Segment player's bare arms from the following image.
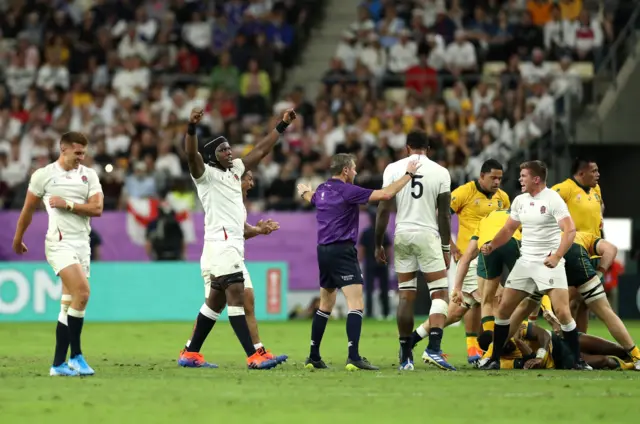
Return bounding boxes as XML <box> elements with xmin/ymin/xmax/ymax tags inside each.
<box><xmin>12</xmin><ymin>190</ymin><xmax>103</xmax><ymax>255</ymax></box>
<box><xmin>244</xmin><ymin>220</ymin><xmax>280</xmax><ymax>240</ymax></box>
<box><xmin>240</xmin><ymin>110</ymin><xmax>297</xmax><ymax>171</ymax></box>
<box><xmin>184</xmin><ymin>108</ymin><xmax>206</xmax><ymax>179</ymax></box>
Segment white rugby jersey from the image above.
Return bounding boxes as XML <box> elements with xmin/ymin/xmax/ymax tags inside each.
<box><xmin>28</xmin><ymin>162</ymin><xmax>102</xmax><ymax>242</ymax></box>
<box><xmin>510</xmin><ymin>187</ymin><xmax>571</xmax><ymax>261</ymax></box>
<box><xmin>382</xmin><ymin>154</ymin><xmax>451</xmax><ymax>235</ymax></box>
<box><xmin>192</xmin><ymin>158</ymin><xmax>245</xmax><ymax>242</ymax></box>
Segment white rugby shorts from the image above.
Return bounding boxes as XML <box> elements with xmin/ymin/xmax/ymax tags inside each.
<box><xmin>201</xmin><ymin>240</ymin><xmax>252</xmax><ymax>298</ymax></box>
<box><xmin>504</xmin><ymin>257</ymin><xmax>568</xmax><ymax>295</ymax></box>
<box><xmin>460</xmin><ymin>257</ymin><xmax>479</xmax><ymax>307</ymax></box>
<box><xmin>45</xmin><ymin>239</ymin><xmax>91</xmax><ymax>277</ymax></box>
<box><xmin>394</xmin><ymin>231</ymin><xmax>446</xmax><ymax>274</ymax></box>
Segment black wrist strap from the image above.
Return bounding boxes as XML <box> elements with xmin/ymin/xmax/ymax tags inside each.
<box><xmin>405</xmin><ymin>171</ymin><xmax>414</xmax><ymax>177</ymax></box>
<box><xmin>187</xmin><ymin>123</ymin><xmax>196</xmax><ymax>135</ymax></box>
<box><xmin>275</xmin><ymin>120</ymin><xmax>289</xmax><ymax>134</ymax></box>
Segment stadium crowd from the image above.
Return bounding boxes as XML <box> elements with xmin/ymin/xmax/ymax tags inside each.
<box><xmin>0</xmin><ymin>0</ymin><xmax>628</xmax><ymax>213</ymax></box>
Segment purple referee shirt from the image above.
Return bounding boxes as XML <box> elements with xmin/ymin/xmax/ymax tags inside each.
<box><xmin>311</xmin><ymin>179</ymin><xmax>373</xmax><ymax>245</ymax></box>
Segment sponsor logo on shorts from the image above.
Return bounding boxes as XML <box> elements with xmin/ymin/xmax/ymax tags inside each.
<box><xmin>549</xmin><ymin>279</ymin><xmax>554</xmax><ymax>285</ymax></box>
<box><xmin>234</xmin><ymin>264</ymin><xmax>240</xmax><ymax>269</ymax></box>
<box><xmin>540</xmin><ymin>206</ymin><xmax>546</xmax><ymax>214</ymax></box>
<box><xmin>341</xmin><ymin>275</ymin><xmax>354</xmax><ymax>281</ymax></box>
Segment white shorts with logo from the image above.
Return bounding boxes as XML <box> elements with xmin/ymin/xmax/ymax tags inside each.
<box><xmin>461</xmin><ymin>257</ymin><xmax>479</xmax><ymax>307</ymax></box>
<box><xmin>394</xmin><ymin>231</ymin><xmax>446</xmax><ymax>274</ymax></box>
<box><xmin>505</xmin><ymin>257</ymin><xmax>568</xmax><ymax>295</ymax></box>
<box><xmin>201</xmin><ymin>240</ymin><xmax>252</xmax><ymax>298</ymax></box>
<box><xmin>45</xmin><ymin>238</ymin><xmax>91</xmax><ymax>277</ymax></box>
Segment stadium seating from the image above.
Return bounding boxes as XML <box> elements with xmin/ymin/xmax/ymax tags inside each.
<box><xmin>0</xmin><ymin>0</ymin><xmax>635</xmax><ymax>211</ymax></box>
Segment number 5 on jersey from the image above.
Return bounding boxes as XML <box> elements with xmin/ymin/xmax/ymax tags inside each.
<box><xmin>411</xmin><ymin>175</ymin><xmax>423</xmax><ymax>199</ymax></box>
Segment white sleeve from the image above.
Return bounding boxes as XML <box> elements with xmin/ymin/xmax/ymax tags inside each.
<box><xmin>382</xmin><ymin>164</ymin><xmax>395</xmax><ymax>188</ymax></box>
<box><xmin>509</xmin><ymin>196</ymin><xmax>521</xmax><ymax>222</ymax></box>
<box><xmin>27</xmin><ymin>168</ymin><xmax>46</xmax><ymax>198</ymax></box>
<box><xmin>439</xmin><ymin>169</ymin><xmax>451</xmax><ymax>194</ymax></box>
<box><xmin>87</xmin><ymin>169</ymin><xmax>103</xmax><ymax>197</ymax></box>
<box><xmin>550</xmin><ymin>191</ymin><xmax>571</xmax><ymax>222</ymax></box>
<box><xmin>233</xmin><ymin>158</ymin><xmax>246</xmax><ymax>176</ymax></box>
<box><xmin>193</xmin><ymin>165</ymin><xmax>211</xmax><ymax>185</ymax></box>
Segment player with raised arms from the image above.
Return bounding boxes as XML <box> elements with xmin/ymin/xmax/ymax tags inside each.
<box><xmin>374</xmin><ymin>130</ymin><xmax>456</xmax><ymax>371</ymax></box>
<box><xmin>479</xmin><ymin>160</ymin><xmax>586</xmax><ymax>370</ymax></box>
<box><xmin>178</xmin><ymin>107</ymin><xmax>296</xmax><ymax>369</ymax></box>
<box><xmin>13</xmin><ymin>132</ymin><xmax>103</xmax><ymax>376</ymax></box>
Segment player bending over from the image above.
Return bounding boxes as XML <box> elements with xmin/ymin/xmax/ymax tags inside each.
<box><xmin>178</xmin><ymin>107</ymin><xmax>296</xmax><ymax>369</ymax></box>
<box><xmin>13</xmin><ymin>132</ymin><xmax>103</xmax><ymax>376</ymax></box>
<box><xmin>375</xmin><ymin>131</ymin><xmax>455</xmax><ymax>371</ymax></box>
<box><xmin>560</xmin><ymin>232</ymin><xmax>640</xmax><ymax>369</ymax></box>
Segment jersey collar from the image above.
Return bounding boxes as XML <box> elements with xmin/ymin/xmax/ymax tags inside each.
<box><xmin>474</xmin><ymin>180</ymin><xmax>494</xmax><ymax>198</ymax></box>
<box><xmin>570</xmin><ymin>177</ymin><xmax>591</xmax><ymax>194</ymax></box>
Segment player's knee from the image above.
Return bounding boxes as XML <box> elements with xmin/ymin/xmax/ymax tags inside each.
<box><xmin>429</xmin><ymin>298</ymin><xmax>448</xmax><ymax>317</ymax></box>
<box><xmin>554</xmin><ymin>305</ymin><xmax>573</xmax><ymax>324</ymax></box>
<box><xmin>578</xmin><ymin>276</ymin><xmax>607</xmax><ymax>305</ymax></box>
<box><xmin>74</xmin><ymin>288</ymin><xmax>90</xmax><ymax>307</ymax></box>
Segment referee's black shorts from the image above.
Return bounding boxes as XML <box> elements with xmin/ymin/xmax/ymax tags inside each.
<box><xmin>317</xmin><ymin>242</ymin><xmax>364</xmax><ymax>289</ymax></box>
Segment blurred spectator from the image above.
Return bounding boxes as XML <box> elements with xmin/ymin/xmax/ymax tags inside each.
<box><xmin>387</xmin><ymin>29</ymin><xmax>418</xmax><ymax>77</ymax></box>
<box><xmin>405</xmin><ymin>52</ymin><xmax>438</xmax><ymax>95</ymax></box>
<box><xmin>358</xmin><ymin>210</ymin><xmax>391</xmax><ymax>319</ymax></box>
<box><xmin>566</xmin><ymin>9</ymin><xmax>603</xmax><ymax>63</ymax></box>
<box><xmin>513</xmin><ymin>11</ymin><xmax>544</xmax><ymax>58</ymax></box>
<box><xmin>239</xmin><ymin>59</ymin><xmax>271</xmax><ymax>116</ymax></box>
<box><xmin>145</xmin><ymin>202</ymin><xmax>185</xmax><ymax>261</ymax></box>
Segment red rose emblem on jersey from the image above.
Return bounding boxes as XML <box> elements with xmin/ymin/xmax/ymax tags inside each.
<box><xmin>234</xmin><ymin>174</ymin><xmax>239</xmax><ymax>181</ymax></box>
<box><xmin>540</xmin><ymin>205</ymin><xmax>546</xmax><ymax>214</ymax></box>
<box><xmin>82</xmin><ymin>175</ymin><xmax>88</xmax><ymax>184</ymax></box>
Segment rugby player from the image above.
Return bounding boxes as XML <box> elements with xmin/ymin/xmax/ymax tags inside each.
<box><xmin>441</xmin><ymin>159</ymin><xmax>510</xmax><ymax>363</ymax></box>
<box><xmin>561</xmin><ymin>231</ymin><xmax>640</xmax><ymax>369</ymax></box>
<box><xmin>479</xmin><ymin>160</ymin><xmax>585</xmax><ymax>370</ymax></box>
<box><xmin>375</xmin><ymin>131</ymin><xmax>455</xmax><ymax>371</ymax></box>
<box><xmin>178</xmin><ymin>107</ymin><xmax>296</xmax><ymax>369</ymax></box>
<box><xmin>478</xmin><ymin>316</ymin><xmax>635</xmax><ymax>370</ymax></box>
<box><xmin>410</xmin><ymin>209</ymin><xmax>521</xmax><ymax>360</ymax></box>
<box><xmin>180</xmin><ymin>170</ymin><xmax>287</xmax><ymax>366</ymax></box>
<box><xmin>550</xmin><ymin>158</ymin><xmax>604</xmax><ymax>331</ymax></box>
<box><xmin>298</xmin><ymin>153</ymin><xmax>420</xmax><ymax>370</ymax></box>
<box><xmin>13</xmin><ymin>132</ymin><xmax>103</xmax><ymax>376</ymax></box>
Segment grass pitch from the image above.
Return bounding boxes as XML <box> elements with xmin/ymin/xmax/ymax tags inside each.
<box><xmin>1</xmin><ymin>319</ymin><xmax>640</xmax><ymax>423</ymax></box>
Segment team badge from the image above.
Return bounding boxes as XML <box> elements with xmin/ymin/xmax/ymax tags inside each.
<box><xmin>530</xmin><ymin>202</ymin><xmax>535</xmax><ymax>206</ymax></box>
<box><xmin>475</xmin><ymin>200</ymin><xmax>480</xmax><ymax>205</ymax></box>
<box><xmin>540</xmin><ymin>206</ymin><xmax>546</xmax><ymax>214</ymax></box>
<box><xmin>595</xmin><ymin>194</ymin><xmax>600</xmax><ymax>201</ymax></box>
<box><xmin>81</xmin><ymin>175</ymin><xmax>88</xmax><ymax>184</ymax></box>
<box><xmin>233</xmin><ymin>174</ymin><xmax>239</xmax><ymax>181</ymax></box>
<box><xmin>498</xmin><ymin>200</ymin><xmax>503</xmax><ymax>208</ymax></box>
<box><xmin>576</xmin><ymin>194</ymin><xmax>581</xmax><ymax>202</ymax></box>
<box><xmin>549</xmin><ymin>279</ymin><xmax>554</xmax><ymax>285</ymax></box>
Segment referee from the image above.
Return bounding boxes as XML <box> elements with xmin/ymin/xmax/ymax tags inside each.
<box><xmin>297</xmin><ymin>153</ymin><xmax>420</xmax><ymax>371</ymax></box>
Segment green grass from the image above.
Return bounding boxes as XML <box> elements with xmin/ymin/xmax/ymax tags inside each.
<box><xmin>1</xmin><ymin>319</ymin><xmax>640</xmax><ymax>423</ymax></box>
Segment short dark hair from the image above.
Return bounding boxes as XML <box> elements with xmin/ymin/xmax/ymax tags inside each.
<box><xmin>570</xmin><ymin>157</ymin><xmax>596</xmax><ymax>175</ymax></box>
<box><xmin>480</xmin><ymin>159</ymin><xmax>503</xmax><ymax>174</ymax></box>
<box><xmin>406</xmin><ymin>130</ymin><xmax>429</xmax><ymax>150</ymax></box>
<box><xmin>60</xmin><ymin>132</ymin><xmax>88</xmax><ymax>147</ymax></box>
<box><xmin>520</xmin><ymin>160</ymin><xmax>547</xmax><ymax>181</ymax></box>
<box><xmin>329</xmin><ymin>153</ymin><xmax>356</xmax><ymax>176</ymax></box>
